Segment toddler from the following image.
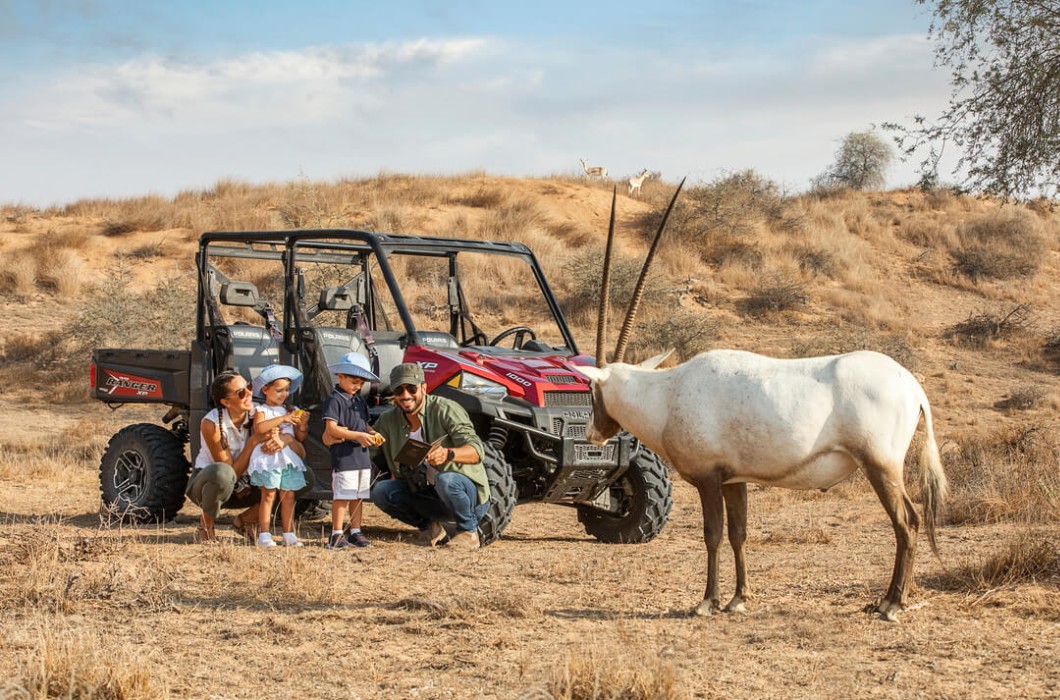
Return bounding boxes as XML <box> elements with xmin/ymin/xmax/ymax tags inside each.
<box><xmin>248</xmin><ymin>364</ymin><xmax>309</xmax><ymax>547</ymax></box>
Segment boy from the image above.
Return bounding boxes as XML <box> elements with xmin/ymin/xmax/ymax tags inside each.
<box><xmin>322</xmin><ymin>352</ymin><xmax>382</xmax><ymax>549</ymax></box>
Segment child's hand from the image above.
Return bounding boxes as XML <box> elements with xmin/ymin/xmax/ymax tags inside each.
<box><xmin>351</xmin><ymin>432</ymin><xmax>376</xmax><ymax>448</ymax></box>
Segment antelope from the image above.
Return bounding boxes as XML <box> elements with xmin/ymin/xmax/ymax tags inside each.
<box><xmin>576</xmin><ymin>182</ymin><xmax>948</xmax><ymax>622</ymax></box>
<box><xmin>628</xmin><ymin>169</ymin><xmax>650</xmax><ymax>196</ymax></box>
<box><xmin>579</xmin><ymin>158</ymin><xmax>608</xmax><ymax>178</ymax></box>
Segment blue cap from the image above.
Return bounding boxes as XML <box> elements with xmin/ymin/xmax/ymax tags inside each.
<box><xmin>251</xmin><ymin>364</ymin><xmax>303</xmax><ymax>399</ymax></box>
<box><xmin>327</xmin><ymin>352</ymin><xmax>380</xmax><ymax>383</ymax></box>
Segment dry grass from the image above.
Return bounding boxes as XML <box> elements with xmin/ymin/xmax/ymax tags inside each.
<box><xmin>944</xmin><ymin>424</ymin><xmax>1060</xmax><ymax>525</ymax></box>
<box><xmin>2</xmin><ymin>616</ymin><xmax>169</xmax><ymax>699</ymax></box>
<box><xmin>540</xmin><ymin>648</ymin><xmax>693</xmax><ymax>700</ymax></box>
<box><xmin>951</xmin><ymin>208</ymin><xmax>1047</xmax><ymax>282</ymax></box>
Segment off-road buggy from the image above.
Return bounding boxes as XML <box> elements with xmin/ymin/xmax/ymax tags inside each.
<box><xmin>91</xmin><ymin>230</ymin><xmax>673</xmax><ymax>545</ymax></box>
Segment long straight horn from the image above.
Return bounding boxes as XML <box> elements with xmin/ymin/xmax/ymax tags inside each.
<box><xmin>613</xmin><ymin>176</ymin><xmax>686</xmax><ymax>363</ymax></box>
<box><xmin>594</xmin><ymin>187</ymin><xmax>619</xmax><ymax>367</ymax></box>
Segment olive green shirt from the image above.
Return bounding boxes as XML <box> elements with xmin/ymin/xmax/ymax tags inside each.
<box><xmin>374</xmin><ymin>393</ymin><xmax>490</xmax><ymax>505</ymax></box>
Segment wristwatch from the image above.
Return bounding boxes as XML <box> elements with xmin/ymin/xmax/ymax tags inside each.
<box><xmin>446</xmin><ymin>448</ymin><xmax>455</xmax><ymax>463</ymax></box>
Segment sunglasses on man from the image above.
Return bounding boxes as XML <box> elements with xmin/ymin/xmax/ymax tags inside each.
<box><xmin>393</xmin><ymin>384</ymin><xmax>421</xmax><ymax>396</ymax></box>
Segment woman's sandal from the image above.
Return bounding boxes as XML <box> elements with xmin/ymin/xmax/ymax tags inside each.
<box><xmin>195</xmin><ymin>525</ymin><xmax>218</xmax><ymax>544</ymax></box>
<box><xmin>231</xmin><ymin>513</ymin><xmax>257</xmax><ymax>542</ymax></box>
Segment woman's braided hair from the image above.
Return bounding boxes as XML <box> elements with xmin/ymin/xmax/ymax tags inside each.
<box><xmin>210</xmin><ymin>370</ymin><xmax>250</xmax><ymax>452</ymax></box>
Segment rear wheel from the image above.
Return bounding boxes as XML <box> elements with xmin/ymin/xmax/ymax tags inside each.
<box><xmin>99</xmin><ymin>423</ymin><xmax>190</xmax><ymax>523</ymax></box>
<box><xmin>577</xmin><ymin>449</ymin><xmax>672</xmax><ymax>543</ymax></box>
<box><xmin>477</xmin><ymin>442</ymin><xmax>516</xmax><ymax>546</ymax></box>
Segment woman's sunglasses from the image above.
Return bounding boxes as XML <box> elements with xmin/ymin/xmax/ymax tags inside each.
<box><xmin>227</xmin><ymin>385</ymin><xmax>250</xmax><ymax>400</ymax></box>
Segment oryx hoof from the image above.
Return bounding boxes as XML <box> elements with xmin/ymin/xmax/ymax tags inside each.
<box><xmin>693</xmin><ymin>600</ymin><xmax>718</xmax><ymax>617</ymax></box>
<box><xmin>868</xmin><ymin>599</ymin><xmax>902</xmax><ymax>622</ymax></box>
<box><xmin>723</xmin><ymin>597</ymin><xmax>747</xmax><ymax>614</ymax></box>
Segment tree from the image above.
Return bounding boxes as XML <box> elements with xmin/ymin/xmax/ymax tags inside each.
<box><xmin>888</xmin><ymin>1</ymin><xmax>1060</xmax><ymax>199</ymax></box>
<box><xmin>819</xmin><ymin>130</ymin><xmax>894</xmax><ymax>191</ymax></box>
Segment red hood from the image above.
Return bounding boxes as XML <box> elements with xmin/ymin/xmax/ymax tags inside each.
<box><xmin>404</xmin><ymin>346</ymin><xmax>595</xmax><ymax>406</ymax></box>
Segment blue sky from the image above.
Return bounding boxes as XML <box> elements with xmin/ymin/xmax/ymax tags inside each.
<box><xmin>0</xmin><ymin>1</ymin><xmax>951</xmax><ymax>207</ymax></box>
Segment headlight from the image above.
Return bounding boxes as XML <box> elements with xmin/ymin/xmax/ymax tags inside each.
<box><xmin>453</xmin><ymin>372</ymin><xmax>509</xmax><ymax>400</ymax></box>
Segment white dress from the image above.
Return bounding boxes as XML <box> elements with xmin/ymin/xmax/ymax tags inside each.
<box><xmin>246</xmin><ymin>404</ymin><xmax>307</xmax><ymax>476</ymax></box>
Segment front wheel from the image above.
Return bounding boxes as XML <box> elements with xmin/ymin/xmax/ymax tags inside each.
<box><xmin>577</xmin><ymin>449</ymin><xmax>673</xmax><ymax>543</ymax></box>
<box><xmin>477</xmin><ymin>442</ymin><xmax>516</xmax><ymax>546</ymax></box>
<box><xmin>99</xmin><ymin>423</ymin><xmax>190</xmax><ymax>523</ymax></box>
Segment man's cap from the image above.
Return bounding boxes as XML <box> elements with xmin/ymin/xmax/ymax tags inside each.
<box><xmin>327</xmin><ymin>352</ymin><xmax>381</xmax><ymax>383</ymax></box>
<box><xmin>252</xmin><ymin>364</ymin><xmax>304</xmax><ymax>399</ymax></box>
<box><xmin>390</xmin><ymin>362</ymin><xmax>425</xmax><ymax>387</ymax></box>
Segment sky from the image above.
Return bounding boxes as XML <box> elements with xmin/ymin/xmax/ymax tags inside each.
<box><xmin>0</xmin><ymin>0</ymin><xmax>955</xmax><ymax>208</ymax></box>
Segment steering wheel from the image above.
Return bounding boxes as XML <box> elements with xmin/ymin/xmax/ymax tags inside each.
<box><xmin>463</xmin><ymin>330</ymin><xmax>490</xmax><ymax>347</ymax></box>
<box><xmin>489</xmin><ymin>325</ymin><xmax>537</xmax><ymax>349</ymax></box>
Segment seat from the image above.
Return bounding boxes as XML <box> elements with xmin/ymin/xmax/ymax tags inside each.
<box><xmin>228</xmin><ymin>324</ymin><xmax>280</xmax><ymax>383</ymax></box>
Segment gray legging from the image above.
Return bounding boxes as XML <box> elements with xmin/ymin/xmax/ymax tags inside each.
<box><xmin>185</xmin><ymin>462</ymin><xmax>237</xmax><ymax>519</ymax></box>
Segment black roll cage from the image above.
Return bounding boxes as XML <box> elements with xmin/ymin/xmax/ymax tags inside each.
<box><xmin>194</xmin><ymin>229</ymin><xmax>579</xmax><ymax>378</ymax></box>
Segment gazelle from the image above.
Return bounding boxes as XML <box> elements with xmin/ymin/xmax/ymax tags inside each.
<box><xmin>577</xmin><ymin>183</ymin><xmax>948</xmax><ymax>622</ymax></box>
<box><xmin>579</xmin><ymin>158</ymin><xmax>608</xmax><ymax>178</ymax></box>
<box><xmin>628</xmin><ymin>169</ymin><xmax>650</xmax><ymax>196</ymax></box>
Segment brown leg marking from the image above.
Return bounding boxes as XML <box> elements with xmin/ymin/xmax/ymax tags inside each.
<box><xmin>694</xmin><ymin>478</ymin><xmax>725</xmax><ymax>617</ymax></box>
<box><xmin>864</xmin><ymin>463</ymin><xmax>919</xmax><ymax>622</ymax></box>
<box><xmin>722</xmin><ymin>482</ymin><xmax>750</xmax><ymax>612</ymax></box>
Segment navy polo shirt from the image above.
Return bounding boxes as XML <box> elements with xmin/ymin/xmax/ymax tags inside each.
<box><xmin>322</xmin><ymin>385</ymin><xmax>373</xmax><ymax>472</ymax></box>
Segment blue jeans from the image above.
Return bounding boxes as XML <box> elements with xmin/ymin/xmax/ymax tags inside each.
<box><xmin>371</xmin><ymin>471</ymin><xmax>489</xmax><ymax>533</ymax></box>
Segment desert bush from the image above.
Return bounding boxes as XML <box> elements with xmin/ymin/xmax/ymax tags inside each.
<box><xmin>35</xmin><ymin>247</ymin><xmax>87</xmax><ymax>296</ymax></box>
<box><xmin>63</xmin><ymin>264</ymin><xmax>195</xmax><ymax>373</ymax></box>
<box><xmin>994</xmin><ymin>384</ymin><xmax>1046</xmax><ymax>411</ymax></box>
<box><xmin>740</xmin><ymin>273</ymin><xmax>808</xmax><ymax>317</ymax></box>
<box><xmin>621</xmin><ymin>308</ymin><xmax>715</xmax><ymax>363</ymax></box>
<box><xmin>789</xmin><ymin>327</ymin><xmax>918</xmax><ymax>371</ymax></box>
<box><xmin>639</xmin><ymin>170</ymin><xmax>786</xmax><ymax>255</ymax></box>
<box><xmin>930</xmin><ymin>531</ymin><xmax>1060</xmax><ymax>592</ymax></box>
<box><xmin>703</xmin><ymin>237</ymin><xmax>763</xmax><ymax>270</ymax></box>
<box><xmin>560</xmin><ymin>248</ymin><xmax>664</xmax><ymax>317</ymax></box>
<box><xmin>944</xmin><ymin>424</ymin><xmax>1060</xmax><ymax>524</ymax></box>
<box><xmin>0</xmin><ymin>249</ymin><xmax>37</xmax><ymax>296</ymax></box>
<box><xmin>944</xmin><ymin>304</ymin><xmax>1035</xmax><ymax>348</ymax></box>
<box><xmin>951</xmin><ymin>208</ymin><xmax>1046</xmax><ymax>281</ymax></box>
<box><xmin>790</xmin><ymin>244</ymin><xmax>837</xmax><ymax>278</ymax></box>
<box><xmin>275</xmin><ymin>175</ymin><xmax>348</xmax><ymax>229</ymax></box>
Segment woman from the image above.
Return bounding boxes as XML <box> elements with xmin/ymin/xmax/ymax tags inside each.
<box><xmin>185</xmin><ymin>370</ymin><xmax>306</xmax><ymax>543</ymax></box>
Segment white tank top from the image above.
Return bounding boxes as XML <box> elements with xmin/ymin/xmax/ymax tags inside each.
<box><xmin>194</xmin><ymin>407</ymin><xmax>250</xmax><ymax>470</ymax></box>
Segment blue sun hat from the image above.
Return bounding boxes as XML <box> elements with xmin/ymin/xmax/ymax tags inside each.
<box><xmin>327</xmin><ymin>352</ymin><xmax>380</xmax><ymax>383</ymax></box>
<box><xmin>252</xmin><ymin>364</ymin><xmax>304</xmax><ymax>399</ymax></box>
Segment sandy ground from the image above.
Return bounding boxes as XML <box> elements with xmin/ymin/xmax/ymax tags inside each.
<box><xmin>2</xmin><ymin>447</ymin><xmax>1058</xmax><ymax>699</ymax></box>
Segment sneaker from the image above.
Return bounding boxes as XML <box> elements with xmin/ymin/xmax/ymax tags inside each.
<box><xmin>415</xmin><ymin>521</ymin><xmax>448</xmax><ymax>547</ymax></box>
<box><xmin>281</xmin><ymin>533</ymin><xmax>304</xmax><ymax>547</ymax></box>
<box><xmin>448</xmin><ymin>530</ymin><xmax>480</xmax><ymax>550</ymax></box>
<box><xmin>347</xmin><ymin>531</ymin><xmax>371</xmax><ymax>548</ymax></box>
<box><xmin>326</xmin><ymin>533</ymin><xmax>354</xmax><ymax>550</ymax></box>
<box><xmin>257</xmin><ymin>532</ymin><xmax>277</xmax><ymax>548</ymax></box>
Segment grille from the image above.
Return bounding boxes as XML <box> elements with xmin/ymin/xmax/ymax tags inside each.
<box><xmin>550</xmin><ymin>419</ymin><xmax>587</xmax><ymax>438</ymax></box>
<box><xmin>544</xmin><ymin>375</ymin><xmax>579</xmax><ymax>384</ymax></box>
<box><xmin>573</xmin><ymin>442</ymin><xmax>616</xmax><ymax>465</ymax></box>
<box><xmin>544</xmin><ymin>391</ymin><xmax>591</xmax><ymax>407</ymax></box>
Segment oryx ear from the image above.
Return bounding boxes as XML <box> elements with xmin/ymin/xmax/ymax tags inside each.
<box><xmin>574</xmin><ymin>364</ymin><xmax>609</xmax><ymax>383</ymax></box>
<box><xmin>638</xmin><ymin>349</ymin><xmax>674</xmax><ymax>370</ymax></box>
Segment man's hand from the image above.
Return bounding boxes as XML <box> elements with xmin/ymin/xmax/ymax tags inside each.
<box><xmin>425</xmin><ymin>444</ymin><xmax>449</xmax><ymax>467</ymax></box>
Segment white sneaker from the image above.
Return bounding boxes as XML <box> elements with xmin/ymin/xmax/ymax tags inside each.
<box><xmin>281</xmin><ymin>532</ymin><xmax>303</xmax><ymax>547</ymax></box>
<box><xmin>257</xmin><ymin>532</ymin><xmax>277</xmax><ymax>548</ymax></box>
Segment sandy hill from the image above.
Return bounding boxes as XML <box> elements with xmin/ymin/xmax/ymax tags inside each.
<box><xmin>3</xmin><ymin>173</ymin><xmax>1059</xmax><ymax>442</ymax></box>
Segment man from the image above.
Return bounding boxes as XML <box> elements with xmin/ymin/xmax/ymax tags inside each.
<box><xmin>371</xmin><ymin>363</ymin><xmax>490</xmax><ymax>549</ymax></box>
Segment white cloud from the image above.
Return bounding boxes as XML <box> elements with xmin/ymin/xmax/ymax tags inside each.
<box><xmin>0</xmin><ymin>32</ymin><xmax>956</xmax><ymax>206</ymax></box>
